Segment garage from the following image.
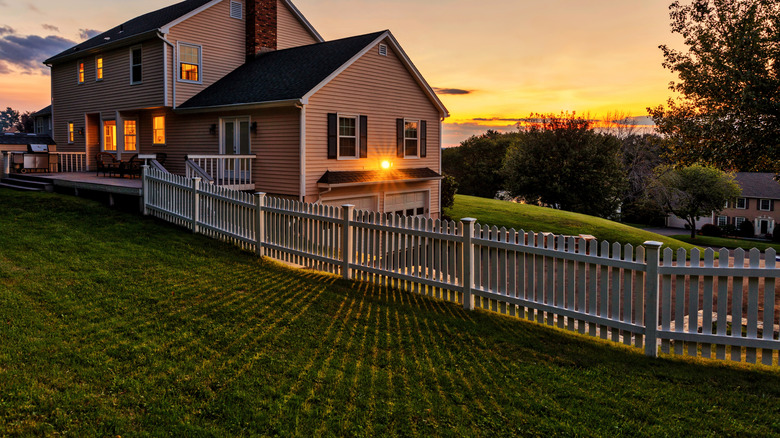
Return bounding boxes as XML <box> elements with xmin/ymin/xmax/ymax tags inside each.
<box><xmin>321</xmin><ymin>195</ymin><xmax>378</xmax><ymax>212</ymax></box>
<box><xmin>385</xmin><ymin>191</ymin><xmax>428</xmax><ymax>217</ymax></box>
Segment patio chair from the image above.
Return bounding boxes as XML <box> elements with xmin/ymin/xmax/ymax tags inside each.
<box><xmin>96</xmin><ymin>152</ymin><xmax>120</xmax><ymax>177</ymax></box>
<box><xmin>120</xmin><ymin>154</ymin><xmax>143</xmax><ymax>178</ymax></box>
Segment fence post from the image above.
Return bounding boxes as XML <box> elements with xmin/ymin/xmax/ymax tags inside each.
<box><xmin>341</xmin><ymin>204</ymin><xmax>355</xmax><ymax>280</ymax></box>
<box><xmin>191</xmin><ymin>177</ymin><xmax>201</xmax><ymax>233</ymax></box>
<box><xmin>141</xmin><ymin>164</ymin><xmax>149</xmax><ymax>216</ymax></box>
<box><xmin>644</xmin><ymin>241</ymin><xmax>663</xmax><ymax>358</ymax></box>
<box><xmin>255</xmin><ymin>192</ymin><xmax>266</xmax><ymax>257</ymax></box>
<box><xmin>461</xmin><ymin>218</ymin><xmax>477</xmax><ymax>310</ymax></box>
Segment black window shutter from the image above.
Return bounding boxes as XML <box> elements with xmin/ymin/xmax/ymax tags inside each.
<box><xmin>396</xmin><ymin>118</ymin><xmax>404</xmax><ymax>157</ymax></box>
<box><xmin>745</xmin><ymin>198</ymin><xmax>750</xmax><ymax>209</ymax></box>
<box><xmin>327</xmin><ymin>113</ymin><xmax>337</xmax><ymax>159</ymax></box>
<box><xmin>771</xmin><ymin>200</ymin><xmax>775</xmax><ymax>211</ymax></box>
<box><xmin>420</xmin><ymin>120</ymin><xmax>427</xmax><ymax>158</ymax></box>
<box><xmin>359</xmin><ymin>115</ymin><xmax>368</xmax><ymax>158</ymax></box>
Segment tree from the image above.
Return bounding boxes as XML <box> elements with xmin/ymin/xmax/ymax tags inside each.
<box><xmin>440</xmin><ymin>174</ymin><xmax>458</xmax><ymax>211</ymax></box>
<box><xmin>501</xmin><ymin>112</ymin><xmax>627</xmax><ymax>218</ymax></box>
<box><xmin>0</xmin><ymin>107</ymin><xmax>20</xmax><ymax>132</ymax></box>
<box><xmin>650</xmin><ymin>164</ymin><xmax>741</xmax><ymax>238</ymax></box>
<box><xmin>442</xmin><ymin>130</ymin><xmax>521</xmax><ymax>198</ymax></box>
<box><xmin>15</xmin><ymin>112</ymin><xmax>34</xmax><ymax>133</ymax></box>
<box><xmin>620</xmin><ymin>134</ymin><xmax>669</xmax><ymax>224</ymax></box>
<box><xmin>649</xmin><ymin>0</ymin><xmax>780</xmax><ymax>173</ymax></box>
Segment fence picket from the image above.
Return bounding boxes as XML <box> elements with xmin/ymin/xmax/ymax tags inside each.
<box><xmin>732</xmin><ymin>249</ymin><xmax>745</xmax><ymax>362</ymax></box>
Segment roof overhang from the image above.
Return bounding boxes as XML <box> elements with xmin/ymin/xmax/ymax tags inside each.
<box><xmin>317</xmin><ymin>168</ymin><xmax>443</xmax><ymax>188</ymax></box>
<box><xmin>45</xmin><ymin>30</ymin><xmax>160</xmax><ymax>65</ymax></box>
<box><xmin>174</xmin><ymin>99</ymin><xmax>303</xmax><ymax>114</ymax></box>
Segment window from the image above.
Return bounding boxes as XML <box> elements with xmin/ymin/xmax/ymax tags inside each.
<box><xmin>77</xmin><ymin>61</ymin><xmax>85</xmax><ymax>83</ymax></box>
<box><xmin>103</xmin><ymin>120</ymin><xmax>117</xmax><ymax>151</ymax></box>
<box><xmin>35</xmin><ymin>118</ymin><xmax>44</xmax><ymax>134</ymax></box>
<box><xmin>67</xmin><ymin>122</ymin><xmax>75</xmax><ymax>143</ymax></box>
<box><xmin>404</xmin><ymin>120</ymin><xmax>418</xmax><ymax>157</ymax></box>
<box><xmin>736</xmin><ymin>197</ymin><xmax>747</xmax><ymax>209</ymax></box>
<box><xmin>153</xmin><ymin>116</ymin><xmax>165</xmax><ymax>144</ymax></box>
<box><xmin>760</xmin><ymin>199</ymin><xmax>772</xmax><ymax>211</ymax></box>
<box><xmin>735</xmin><ymin>217</ymin><xmax>746</xmax><ymax>228</ymax></box>
<box><xmin>230</xmin><ymin>0</ymin><xmax>242</xmax><ymax>19</ymax></box>
<box><xmin>338</xmin><ymin>116</ymin><xmax>358</xmax><ymax>158</ymax></box>
<box><xmin>124</xmin><ymin>120</ymin><xmax>137</xmax><ymax>151</ymax></box>
<box><xmin>717</xmin><ymin>215</ymin><xmax>728</xmax><ymax>227</ymax></box>
<box><xmin>178</xmin><ymin>43</ymin><xmax>201</xmax><ymax>83</ymax></box>
<box><xmin>95</xmin><ymin>56</ymin><xmax>103</xmax><ymax>81</ymax></box>
<box><xmin>130</xmin><ymin>46</ymin><xmax>142</xmax><ymax>84</ymax></box>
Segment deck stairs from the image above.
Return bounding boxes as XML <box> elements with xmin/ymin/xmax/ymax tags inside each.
<box><xmin>0</xmin><ymin>174</ymin><xmax>54</xmax><ymax>192</ymax></box>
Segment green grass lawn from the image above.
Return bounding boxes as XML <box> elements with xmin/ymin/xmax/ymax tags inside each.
<box><xmin>2</xmin><ymin>189</ymin><xmax>780</xmax><ymax>435</ymax></box>
<box><xmin>671</xmin><ymin>234</ymin><xmax>780</xmax><ymax>253</ymax></box>
<box><xmin>446</xmin><ymin>194</ymin><xmax>700</xmax><ymax>253</ymax></box>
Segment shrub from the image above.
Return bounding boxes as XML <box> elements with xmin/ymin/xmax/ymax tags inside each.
<box><xmin>721</xmin><ymin>223</ymin><xmax>737</xmax><ymax>236</ymax></box>
<box><xmin>773</xmin><ymin>226</ymin><xmax>780</xmax><ymax>242</ymax></box>
<box><xmin>441</xmin><ymin>174</ymin><xmax>458</xmax><ymax>210</ymax></box>
<box><xmin>701</xmin><ymin>223</ymin><xmax>722</xmax><ymax>237</ymax></box>
<box><xmin>739</xmin><ymin>220</ymin><xmax>755</xmax><ymax>238</ymax></box>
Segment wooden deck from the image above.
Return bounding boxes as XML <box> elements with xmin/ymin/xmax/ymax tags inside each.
<box><xmin>38</xmin><ymin>172</ymin><xmax>143</xmax><ymax>196</ymax></box>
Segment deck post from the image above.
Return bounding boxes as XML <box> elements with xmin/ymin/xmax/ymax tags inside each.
<box><xmin>644</xmin><ymin>241</ymin><xmax>663</xmax><ymax>358</ymax></box>
<box><xmin>141</xmin><ymin>165</ymin><xmax>149</xmax><ymax>216</ymax></box>
<box><xmin>461</xmin><ymin>218</ymin><xmax>477</xmax><ymax>310</ymax></box>
<box><xmin>341</xmin><ymin>204</ymin><xmax>355</xmax><ymax>280</ymax></box>
<box><xmin>191</xmin><ymin>177</ymin><xmax>201</xmax><ymax>233</ymax></box>
<box><xmin>255</xmin><ymin>192</ymin><xmax>266</xmax><ymax>257</ymax></box>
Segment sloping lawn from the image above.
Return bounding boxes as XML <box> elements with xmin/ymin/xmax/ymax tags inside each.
<box><xmin>2</xmin><ymin>189</ymin><xmax>780</xmax><ymax>436</ymax></box>
<box><xmin>446</xmin><ymin>194</ymin><xmax>700</xmax><ymax>252</ymax></box>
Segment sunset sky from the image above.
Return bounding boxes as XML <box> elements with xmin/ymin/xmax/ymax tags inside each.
<box><xmin>0</xmin><ymin>0</ymin><xmax>684</xmax><ymax>145</ymax></box>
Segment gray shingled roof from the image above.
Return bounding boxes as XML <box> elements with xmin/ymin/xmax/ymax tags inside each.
<box><xmin>0</xmin><ymin>133</ymin><xmax>55</xmax><ymax>145</ymax></box>
<box><xmin>317</xmin><ymin>167</ymin><xmax>441</xmax><ymax>186</ymax></box>
<box><xmin>178</xmin><ymin>31</ymin><xmax>386</xmax><ymax>109</ymax></box>
<box><xmin>45</xmin><ymin>0</ymin><xmax>214</xmax><ymax>64</ymax></box>
<box><xmin>734</xmin><ymin>172</ymin><xmax>780</xmax><ymax>199</ymax></box>
<box><xmin>33</xmin><ymin>105</ymin><xmax>51</xmax><ymax>117</ymax></box>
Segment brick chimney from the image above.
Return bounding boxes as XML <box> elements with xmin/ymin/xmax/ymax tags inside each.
<box><xmin>246</xmin><ymin>0</ymin><xmax>277</xmax><ymax>59</ymax></box>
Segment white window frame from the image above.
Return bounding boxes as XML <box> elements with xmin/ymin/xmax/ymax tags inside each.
<box><xmin>130</xmin><ymin>45</ymin><xmax>143</xmax><ymax>85</ymax></box>
<box><xmin>123</xmin><ymin>118</ymin><xmax>138</xmax><ymax>152</ymax></box>
<box><xmin>760</xmin><ymin>199</ymin><xmax>772</xmax><ymax>211</ymax></box>
<box><xmin>67</xmin><ymin>122</ymin><xmax>75</xmax><ymax>144</ymax></box>
<box><xmin>230</xmin><ymin>0</ymin><xmax>242</xmax><ymax>19</ymax></box>
<box><xmin>177</xmin><ymin>42</ymin><xmax>203</xmax><ymax>84</ymax></box>
<box><xmin>95</xmin><ymin>55</ymin><xmax>104</xmax><ymax>82</ymax></box>
<box><xmin>735</xmin><ymin>217</ymin><xmax>745</xmax><ymax>228</ymax></box>
<box><xmin>102</xmin><ymin>119</ymin><xmax>117</xmax><ymax>152</ymax></box>
<box><xmin>383</xmin><ymin>189</ymin><xmax>431</xmax><ymax>218</ymax></box>
<box><xmin>736</xmin><ymin>197</ymin><xmax>747</xmax><ymax>209</ymax></box>
<box><xmin>403</xmin><ymin>119</ymin><xmax>420</xmax><ymax>159</ymax></box>
<box><xmin>219</xmin><ymin>116</ymin><xmax>251</xmax><ymax>154</ymax></box>
<box><xmin>152</xmin><ymin>115</ymin><xmax>166</xmax><ymax>145</ymax></box>
<box><xmin>337</xmin><ymin>114</ymin><xmax>359</xmax><ymax>160</ymax></box>
<box><xmin>717</xmin><ymin>215</ymin><xmax>728</xmax><ymax>227</ymax></box>
<box><xmin>35</xmin><ymin>118</ymin><xmax>44</xmax><ymax>134</ymax></box>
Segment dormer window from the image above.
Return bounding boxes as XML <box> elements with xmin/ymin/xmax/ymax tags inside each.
<box><xmin>178</xmin><ymin>43</ymin><xmax>202</xmax><ymax>83</ymax></box>
<box><xmin>230</xmin><ymin>0</ymin><xmax>242</xmax><ymax>19</ymax></box>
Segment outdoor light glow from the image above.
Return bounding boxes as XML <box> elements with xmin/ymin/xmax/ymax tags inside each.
<box><xmin>381</xmin><ymin>160</ymin><xmax>392</xmax><ymax>170</ymax></box>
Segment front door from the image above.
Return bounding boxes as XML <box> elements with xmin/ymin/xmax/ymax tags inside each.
<box><xmin>221</xmin><ymin>117</ymin><xmax>250</xmax><ymax>180</ymax></box>
<box><xmin>760</xmin><ymin>220</ymin><xmax>769</xmax><ymax>235</ymax></box>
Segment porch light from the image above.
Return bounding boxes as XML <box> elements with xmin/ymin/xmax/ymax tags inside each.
<box><xmin>381</xmin><ymin>160</ymin><xmax>393</xmax><ymax>170</ymax></box>
<box><xmin>209</xmin><ymin>124</ymin><xmax>217</xmax><ymax>135</ymax></box>
<box><xmin>77</xmin><ymin>128</ymin><xmax>84</xmax><ymax>135</ymax></box>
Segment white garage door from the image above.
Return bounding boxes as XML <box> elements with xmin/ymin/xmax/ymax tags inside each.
<box><xmin>385</xmin><ymin>191</ymin><xmax>427</xmax><ymax>217</ymax></box>
<box><xmin>322</xmin><ymin>195</ymin><xmax>377</xmax><ymax>212</ymax></box>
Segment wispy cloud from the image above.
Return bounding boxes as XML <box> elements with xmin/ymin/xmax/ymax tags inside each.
<box><xmin>434</xmin><ymin>87</ymin><xmax>474</xmax><ymax>95</ymax></box>
<box><xmin>0</xmin><ymin>28</ymin><xmax>76</xmax><ymax>75</ymax></box>
<box><xmin>79</xmin><ymin>29</ymin><xmax>102</xmax><ymax>40</ymax></box>
<box><xmin>42</xmin><ymin>24</ymin><xmax>60</xmax><ymax>33</ymax></box>
<box><xmin>27</xmin><ymin>3</ymin><xmax>40</xmax><ymax>13</ymax></box>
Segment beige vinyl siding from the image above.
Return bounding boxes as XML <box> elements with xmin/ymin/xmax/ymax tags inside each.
<box><xmin>277</xmin><ymin>0</ymin><xmax>319</xmax><ymax>49</ymax></box>
<box><xmin>140</xmin><ymin>106</ymin><xmax>300</xmax><ymax>196</ymax></box>
<box><xmin>168</xmin><ymin>0</ymin><xmax>245</xmax><ymax>107</ymax></box>
<box><xmin>304</xmin><ymin>38</ymin><xmax>442</xmax><ymax>216</ymax></box>
<box><xmin>51</xmin><ymin>40</ymin><xmax>165</xmax><ymax>152</ymax></box>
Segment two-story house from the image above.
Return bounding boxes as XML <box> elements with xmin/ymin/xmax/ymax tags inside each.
<box><xmin>44</xmin><ymin>0</ymin><xmax>448</xmax><ymax>217</ymax></box>
<box><xmin>717</xmin><ymin>173</ymin><xmax>778</xmax><ymax>237</ymax></box>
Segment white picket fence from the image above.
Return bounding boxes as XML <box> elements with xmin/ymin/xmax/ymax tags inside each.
<box><xmin>142</xmin><ymin>166</ymin><xmax>780</xmax><ymax>366</ymax></box>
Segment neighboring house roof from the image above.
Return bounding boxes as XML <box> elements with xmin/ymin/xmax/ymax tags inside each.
<box><xmin>317</xmin><ymin>167</ymin><xmax>441</xmax><ymax>187</ymax></box>
<box><xmin>0</xmin><ymin>133</ymin><xmax>56</xmax><ymax>145</ymax></box>
<box><xmin>734</xmin><ymin>172</ymin><xmax>780</xmax><ymax>199</ymax></box>
<box><xmin>178</xmin><ymin>30</ymin><xmax>449</xmax><ymax>117</ymax></box>
<box><xmin>44</xmin><ymin>0</ymin><xmax>324</xmax><ymax>65</ymax></box>
<box><xmin>33</xmin><ymin>105</ymin><xmax>52</xmax><ymax>117</ymax></box>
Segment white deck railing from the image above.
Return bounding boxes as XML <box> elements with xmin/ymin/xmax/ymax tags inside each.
<box><xmin>185</xmin><ymin>154</ymin><xmax>255</xmax><ymax>190</ymax></box>
<box><xmin>51</xmin><ymin>152</ymin><xmax>88</xmax><ymax>173</ymax></box>
<box><xmin>142</xmin><ymin>166</ymin><xmax>780</xmax><ymax>367</ymax></box>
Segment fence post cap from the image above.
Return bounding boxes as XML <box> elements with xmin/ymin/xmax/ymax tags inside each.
<box><xmin>255</xmin><ymin>191</ymin><xmax>266</xmax><ymax>197</ymax></box>
<box><xmin>342</xmin><ymin>204</ymin><xmax>355</xmax><ymax>208</ymax></box>
<box><xmin>141</xmin><ymin>164</ymin><xmax>149</xmax><ymax>168</ymax></box>
<box><xmin>643</xmin><ymin>241</ymin><xmax>663</xmax><ymax>248</ymax></box>
<box><xmin>193</xmin><ymin>176</ymin><xmax>201</xmax><ymax>182</ymax></box>
<box><xmin>461</xmin><ymin>217</ymin><xmax>477</xmax><ymax>223</ymax></box>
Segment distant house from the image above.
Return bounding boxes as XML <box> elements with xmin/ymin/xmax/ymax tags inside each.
<box><xmin>43</xmin><ymin>0</ymin><xmax>449</xmax><ymax>217</ymax></box>
<box><xmin>667</xmin><ymin>172</ymin><xmax>778</xmax><ymax>237</ymax></box>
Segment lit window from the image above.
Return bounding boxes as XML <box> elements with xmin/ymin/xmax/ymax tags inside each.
<box><xmin>124</xmin><ymin>120</ymin><xmax>137</xmax><ymax>151</ymax></box>
<box><xmin>95</xmin><ymin>56</ymin><xmax>103</xmax><ymax>81</ymax></box>
<box><xmin>78</xmin><ymin>61</ymin><xmax>85</xmax><ymax>83</ymax></box>
<box><xmin>179</xmin><ymin>44</ymin><xmax>201</xmax><ymax>82</ymax></box>
<box><xmin>130</xmin><ymin>46</ymin><xmax>142</xmax><ymax>84</ymax></box>
<box><xmin>153</xmin><ymin>116</ymin><xmax>165</xmax><ymax>144</ymax></box>
<box><xmin>103</xmin><ymin>120</ymin><xmax>117</xmax><ymax>151</ymax></box>
<box><xmin>404</xmin><ymin>120</ymin><xmax>418</xmax><ymax>157</ymax></box>
<box><xmin>338</xmin><ymin>116</ymin><xmax>357</xmax><ymax>158</ymax></box>
<box><xmin>67</xmin><ymin>122</ymin><xmax>75</xmax><ymax>143</ymax></box>
<box><xmin>736</xmin><ymin>197</ymin><xmax>747</xmax><ymax>209</ymax></box>
<box><xmin>760</xmin><ymin>199</ymin><xmax>771</xmax><ymax>211</ymax></box>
